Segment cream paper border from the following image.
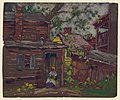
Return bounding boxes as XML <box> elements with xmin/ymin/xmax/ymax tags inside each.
<box><xmin>0</xmin><ymin>0</ymin><xmax>119</xmax><ymax>100</ymax></box>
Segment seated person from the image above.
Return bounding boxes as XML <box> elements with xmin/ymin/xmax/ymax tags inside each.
<box><xmin>46</xmin><ymin>67</ymin><xmax>57</xmax><ymax>88</ymax></box>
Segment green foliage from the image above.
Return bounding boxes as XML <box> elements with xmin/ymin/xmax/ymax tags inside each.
<box><xmin>75</xmin><ymin>19</ymin><xmax>87</xmax><ymax>31</ymax></box>
<box><xmin>82</xmin><ymin>87</ymin><xmax>109</xmax><ymax>96</ymax></box>
<box><xmin>19</xmin><ymin>3</ymin><xmax>102</xmax><ymax>37</ymax></box>
<box><xmin>82</xmin><ymin>77</ymin><xmax>97</xmax><ymax>87</ymax></box>
<box><xmin>24</xmin><ymin>5</ymin><xmax>33</xmax><ymax>12</ymax></box>
<box><xmin>76</xmin><ymin>49</ymin><xmax>85</xmax><ymax>58</ymax></box>
<box><xmin>66</xmin><ymin>47</ymin><xmax>72</xmax><ymax>56</ymax></box>
<box><xmin>73</xmin><ymin>80</ymin><xmax>79</xmax><ymax>86</ymax></box>
<box><xmin>71</xmin><ymin>6</ymin><xmax>81</xmax><ymax>17</ymax></box>
<box><xmin>82</xmin><ymin>74</ymin><xmax>117</xmax><ymax>97</ymax></box>
<box><xmin>67</xmin><ymin>70</ymin><xmax>72</xmax><ymax>76</ymax></box>
<box><xmin>98</xmin><ymin>74</ymin><xmax>117</xmax><ymax>96</ymax></box>
<box><xmin>64</xmin><ymin>64</ymin><xmax>74</xmax><ymax>85</ymax></box>
<box><xmin>23</xmin><ymin>5</ymin><xmax>50</xmax><ymax>16</ymax></box>
<box><xmin>51</xmin><ymin>16</ymin><xmax>62</xmax><ymax>29</ymax></box>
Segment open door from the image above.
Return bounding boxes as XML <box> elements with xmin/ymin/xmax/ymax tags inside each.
<box><xmin>45</xmin><ymin>53</ymin><xmax>57</xmax><ymax>76</ymax></box>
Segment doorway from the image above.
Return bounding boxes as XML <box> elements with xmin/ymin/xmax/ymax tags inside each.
<box><xmin>45</xmin><ymin>53</ymin><xmax>57</xmax><ymax>77</ymax></box>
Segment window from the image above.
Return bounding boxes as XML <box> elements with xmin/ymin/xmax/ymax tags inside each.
<box><xmin>17</xmin><ymin>55</ymin><xmax>24</xmax><ymax>71</ymax></box>
<box><xmin>17</xmin><ymin>54</ymin><xmax>36</xmax><ymax>71</ymax></box>
<box><xmin>30</xmin><ymin>55</ymin><xmax>36</xmax><ymax>70</ymax></box>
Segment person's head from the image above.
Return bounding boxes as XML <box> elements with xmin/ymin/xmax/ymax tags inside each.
<box><xmin>51</xmin><ymin>67</ymin><xmax>55</xmax><ymax>71</ymax></box>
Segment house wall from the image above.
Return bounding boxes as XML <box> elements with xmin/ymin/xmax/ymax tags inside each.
<box><xmin>3</xmin><ymin>6</ymin><xmax>50</xmax><ymax>42</ymax></box>
<box><xmin>22</xmin><ymin>20</ymin><xmax>49</xmax><ymax>41</ymax></box>
<box><xmin>72</xmin><ymin>55</ymin><xmax>89</xmax><ymax>82</ymax></box>
<box><xmin>108</xmin><ymin>3</ymin><xmax>118</xmax><ymax>55</ymax></box>
<box><xmin>72</xmin><ymin>55</ymin><xmax>116</xmax><ymax>82</ymax></box>
<box><xmin>88</xmin><ymin>59</ymin><xmax>117</xmax><ymax>81</ymax></box>
<box><xmin>3</xmin><ymin>46</ymin><xmax>45</xmax><ymax>90</ymax></box>
<box><xmin>3</xmin><ymin>46</ymin><xmax>64</xmax><ymax>90</ymax></box>
<box><xmin>3</xmin><ymin>12</ymin><xmax>15</xmax><ymax>41</ymax></box>
<box><xmin>3</xmin><ymin>21</ymin><xmax>15</xmax><ymax>41</ymax></box>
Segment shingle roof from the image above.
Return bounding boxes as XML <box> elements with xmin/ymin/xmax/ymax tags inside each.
<box><xmin>23</xmin><ymin>13</ymin><xmax>50</xmax><ymax>23</ymax></box>
<box><xmin>4</xmin><ymin>12</ymin><xmax>15</xmax><ymax>21</ymax></box>
<box><xmin>4</xmin><ymin>12</ymin><xmax>50</xmax><ymax>23</ymax></box>
<box><xmin>87</xmin><ymin>50</ymin><xmax>117</xmax><ymax>66</ymax></box>
<box><xmin>4</xmin><ymin>40</ymin><xmax>66</xmax><ymax>49</ymax></box>
<box><xmin>57</xmin><ymin>33</ymin><xmax>92</xmax><ymax>50</ymax></box>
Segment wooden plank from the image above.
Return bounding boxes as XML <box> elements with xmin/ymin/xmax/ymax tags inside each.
<box><xmin>23</xmin><ymin>21</ymin><xmax>48</xmax><ymax>26</ymax></box>
<box><xmin>23</xmin><ymin>25</ymin><xmax>48</xmax><ymax>29</ymax></box>
<box><xmin>23</xmin><ymin>29</ymin><xmax>48</xmax><ymax>34</ymax></box>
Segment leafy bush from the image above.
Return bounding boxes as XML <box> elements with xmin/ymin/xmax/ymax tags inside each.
<box><xmin>82</xmin><ymin>74</ymin><xmax>117</xmax><ymax>97</ymax></box>
<box><xmin>98</xmin><ymin>74</ymin><xmax>117</xmax><ymax>96</ymax></box>
<box><xmin>82</xmin><ymin>77</ymin><xmax>96</xmax><ymax>87</ymax></box>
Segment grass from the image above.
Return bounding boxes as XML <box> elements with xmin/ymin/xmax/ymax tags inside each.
<box><xmin>4</xmin><ymin>88</ymin><xmax>17</xmax><ymax>97</ymax></box>
<box><xmin>65</xmin><ymin>75</ymin><xmax>117</xmax><ymax>97</ymax></box>
<box><xmin>82</xmin><ymin>87</ymin><xmax>110</xmax><ymax>97</ymax></box>
<box><xmin>82</xmin><ymin>75</ymin><xmax>117</xmax><ymax>97</ymax></box>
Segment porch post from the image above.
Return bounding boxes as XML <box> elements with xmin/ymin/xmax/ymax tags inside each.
<box><xmin>61</xmin><ymin>49</ymin><xmax>65</xmax><ymax>86</ymax></box>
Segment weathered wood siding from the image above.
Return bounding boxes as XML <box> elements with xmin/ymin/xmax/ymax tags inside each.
<box><xmin>21</xmin><ymin>13</ymin><xmax>49</xmax><ymax>41</ymax></box>
<box><xmin>3</xmin><ymin>47</ymin><xmax>64</xmax><ymax>89</ymax></box>
<box><xmin>35</xmin><ymin>51</ymin><xmax>45</xmax><ymax>88</ymax></box>
<box><xmin>56</xmin><ymin>49</ymin><xmax>63</xmax><ymax>87</ymax></box>
<box><xmin>3</xmin><ymin>47</ymin><xmax>45</xmax><ymax>89</ymax></box>
<box><xmin>3</xmin><ymin>12</ymin><xmax>15</xmax><ymax>41</ymax></box>
<box><xmin>72</xmin><ymin>55</ymin><xmax>88</xmax><ymax>82</ymax></box>
<box><xmin>72</xmin><ymin>55</ymin><xmax>116</xmax><ymax>82</ymax></box>
<box><xmin>88</xmin><ymin>60</ymin><xmax>117</xmax><ymax>81</ymax></box>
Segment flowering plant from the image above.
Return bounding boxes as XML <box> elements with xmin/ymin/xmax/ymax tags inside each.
<box><xmin>16</xmin><ymin>82</ymin><xmax>34</xmax><ymax>93</ymax></box>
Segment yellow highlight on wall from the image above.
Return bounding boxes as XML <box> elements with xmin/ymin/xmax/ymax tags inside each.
<box><xmin>52</xmin><ymin>36</ymin><xmax>62</xmax><ymax>44</ymax></box>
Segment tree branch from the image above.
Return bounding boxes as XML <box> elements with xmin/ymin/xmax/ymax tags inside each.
<box><xmin>46</xmin><ymin>3</ymin><xmax>65</xmax><ymax>20</ymax></box>
<box><xmin>58</xmin><ymin>11</ymin><xmax>71</xmax><ymax>14</ymax></box>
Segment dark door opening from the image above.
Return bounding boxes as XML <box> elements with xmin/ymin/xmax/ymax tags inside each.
<box><xmin>45</xmin><ymin>53</ymin><xmax>57</xmax><ymax>76</ymax></box>
<box><xmin>45</xmin><ymin>53</ymin><xmax>60</xmax><ymax>87</ymax></box>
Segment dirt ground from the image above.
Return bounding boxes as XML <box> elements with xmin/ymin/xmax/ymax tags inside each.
<box><xmin>33</xmin><ymin>87</ymin><xmax>81</xmax><ymax>97</ymax></box>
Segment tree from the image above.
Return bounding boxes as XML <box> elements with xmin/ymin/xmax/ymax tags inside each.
<box><xmin>27</xmin><ymin>3</ymin><xmax>108</xmax><ymax>37</ymax></box>
<box><xmin>6</xmin><ymin>3</ymin><xmax>109</xmax><ymax>37</ymax></box>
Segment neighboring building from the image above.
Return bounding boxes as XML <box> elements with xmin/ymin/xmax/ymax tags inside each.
<box><xmin>52</xmin><ymin>28</ymin><xmax>117</xmax><ymax>83</ymax></box>
<box><xmin>93</xmin><ymin>3</ymin><xmax>118</xmax><ymax>55</ymax></box>
<box><xmin>87</xmin><ymin>50</ymin><xmax>117</xmax><ymax>81</ymax></box>
<box><xmin>3</xmin><ymin>4</ymin><xmax>66</xmax><ymax>92</ymax></box>
<box><xmin>72</xmin><ymin>50</ymin><xmax>117</xmax><ymax>82</ymax></box>
<box><xmin>53</xmin><ymin>27</ymin><xmax>92</xmax><ymax>52</ymax></box>
<box><xmin>52</xmin><ymin>27</ymin><xmax>93</xmax><ymax>81</ymax></box>
<box><xmin>83</xmin><ymin>34</ymin><xmax>96</xmax><ymax>49</ymax></box>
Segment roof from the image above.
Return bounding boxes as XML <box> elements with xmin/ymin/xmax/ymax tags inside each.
<box><xmin>23</xmin><ymin>13</ymin><xmax>50</xmax><ymax>23</ymax></box>
<box><xmin>4</xmin><ymin>12</ymin><xmax>50</xmax><ymax>23</ymax></box>
<box><xmin>4</xmin><ymin>12</ymin><xmax>15</xmax><ymax>21</ymax></box>
<box><xmin>57</xmin><ymin>33</ymin><xmax>93</xmax><ymax>50</ymax></box>
<box><xmin>4</xmin><ymin>40</ymin><xmax>67</xmax><ymax>49</ymax></box>
<box><xmin>87</xmin><ymin>50</ymin><xmax>117</xmax><ymax>66</ymax></box>
<box><xmin>93</xmin><ymin>14</ymin><xmax>109</xmax><ymax>28</ymax></box>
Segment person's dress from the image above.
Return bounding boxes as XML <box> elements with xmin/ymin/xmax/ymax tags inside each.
<box><xmin>46</xmin><ymin>71</ymin><xmax>57</xmax><ymax>88</ymax></box>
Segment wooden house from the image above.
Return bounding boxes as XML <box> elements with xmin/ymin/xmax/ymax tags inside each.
<box><xmin>52</xmin><ymin>27</ymin><xmax>117</xmax><ymax>83</ymax></box>
<box><xmin>52</xmin><ymin>27</ymin><xmax>93</xmax><ymax>81</ymax></box>
<box><xmin>87</xmin><ymin>50</ymin><xmax>117</xmax><ymax>81</ymax></box>
<box><xmin>72</xmin><ymin>50</ymin><xmax>117</xmax><ymax>82</ymax></box>
<box><xmin>3</xmin><ymin>4</ymin><xmax>66</xmax><ymax>92</ymax></box>
<box><xmin>93</xmin><ymin>3</ymin><xmax>118</xmax><ymax>55</ymax></box>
